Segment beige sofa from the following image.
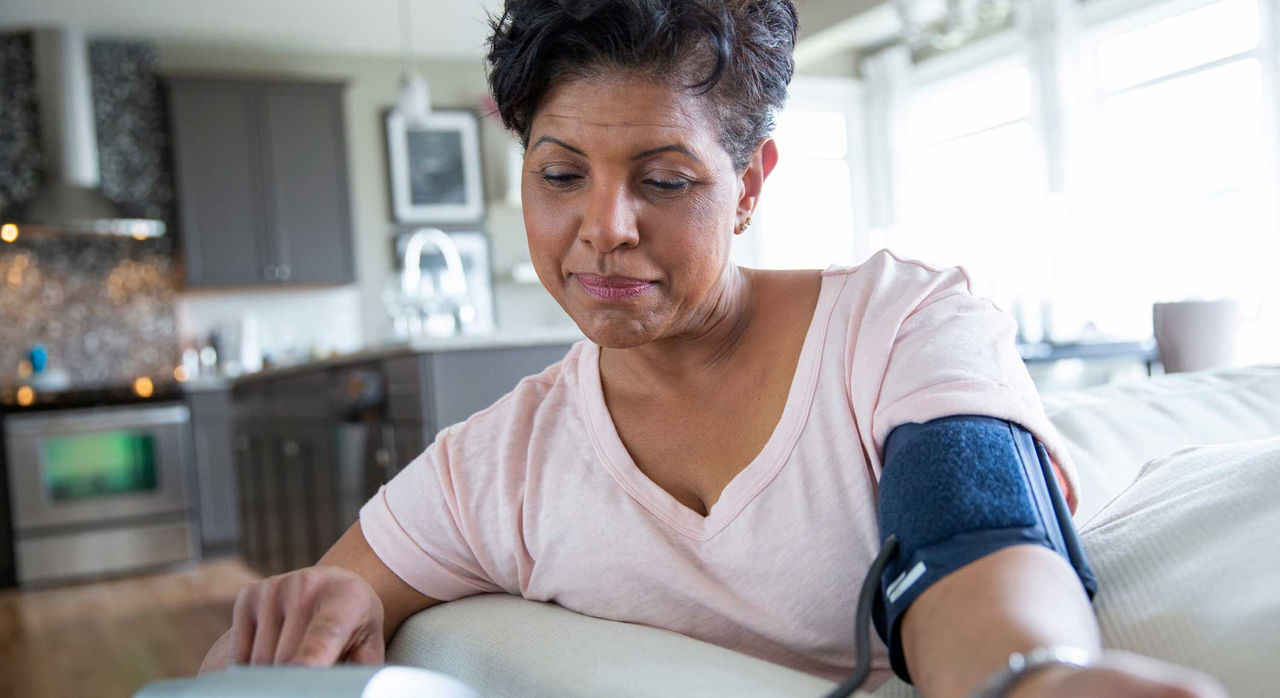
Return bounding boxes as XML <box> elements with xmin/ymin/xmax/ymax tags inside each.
<box><xmin>141</xmin><ymin>364</ymin><xmax>1280</xmax><ymax>697</ymax></box>
<box><xmin>384</xmin><ymin>364</ymin><xmax>1280</xmax><ymax>698</ymax></box>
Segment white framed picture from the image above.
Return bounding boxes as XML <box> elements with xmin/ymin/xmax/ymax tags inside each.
<box><xmin>386</xmin><ymin>110</ymin><xmax>484</xmax><ymax>223</ymax></box>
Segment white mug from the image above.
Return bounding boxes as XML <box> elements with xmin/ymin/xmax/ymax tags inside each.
<box><xmin>1152</xmin><ymin>299</ymin><xmax>1240</xmax><ymax>374</ymax></box>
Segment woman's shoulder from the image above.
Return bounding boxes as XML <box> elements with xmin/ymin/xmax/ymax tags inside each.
<box><xmin>825</xmin><ymin>249</ymin><xmax>973</xmax><ymax>290</ymax></box>
<box><xmin>748</xmin><ymin>250</ymin><xmax>974</xmax><ymax>322</ymax></box>
<box><xmin>748</xmin><ymin>250</ymin><xmax>971</xmax><ymax>305</ymax></box>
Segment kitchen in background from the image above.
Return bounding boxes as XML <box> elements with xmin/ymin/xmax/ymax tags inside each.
<box><xmin>0</xmin><ymin>23</ymin><xmax>580</xmax><ymax>588</ymax></box>
<box><xmin>1</xmin><ymin>34</ymin><xmax>180</xmax><ymax>393</ymax></box>
<box><xmin>0</xmin><ymin>31</ymin><xmax>198</xmax><ymax>587</ymax></box>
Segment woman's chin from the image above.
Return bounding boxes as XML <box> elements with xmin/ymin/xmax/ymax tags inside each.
<box><xmin>571</xmin><ymin>312</ymin><xmax>661</xmax><ymax>349</ymax></box>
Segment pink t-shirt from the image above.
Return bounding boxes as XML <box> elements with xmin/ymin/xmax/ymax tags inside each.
<box><xmin>360</xmin><ymin>249</ymin><xmax>1079</xmax><ymax>688</ymax></box>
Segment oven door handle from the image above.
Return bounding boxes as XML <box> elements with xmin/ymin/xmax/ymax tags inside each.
<box><xmin>374</xmin><ymin>423</ymin><xmax>398</xmax><ymax>478</ymax></box>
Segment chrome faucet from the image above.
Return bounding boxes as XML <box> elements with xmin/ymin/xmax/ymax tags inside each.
<box><xmin>400</xmin><ymin>227</ymin><xmax>475</xmax><ymax>335</ymax></box>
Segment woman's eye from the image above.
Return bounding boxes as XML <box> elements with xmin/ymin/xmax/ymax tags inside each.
<box><xmin>541</xmin><ymin>172</ymin><xmax>583</xmax><ymax>187</ymax></box>
<box><xmin>643</xmin><ymin>178</ymin><xmax>691</xmax><ymax>192</ymax></box>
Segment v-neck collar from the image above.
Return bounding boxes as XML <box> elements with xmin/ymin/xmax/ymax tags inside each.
<box><xmin>577</xmin><ymin>270</ymin><xmax>845</xmax><ymax>541</ymax></box>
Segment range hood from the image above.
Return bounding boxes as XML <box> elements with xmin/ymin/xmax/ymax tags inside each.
<box><xmin>9</xmin><ymin>28</ymin><xmax>165</xmax><ymax>239</ymax></box>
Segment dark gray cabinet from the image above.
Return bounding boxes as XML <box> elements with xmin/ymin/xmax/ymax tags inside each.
<box><xmin>231</xmin><ymin>371</ymin><xmax>354</xmax><ymax>576</ymax></box>
<box><xmin>167</xmin><ymin>77</ymin><xmax>355</xmax><ymax>287</ymax></box>
<box><xmin>384</xmin><ymin>344</ymin><xmax>574</xmax><ymax>457</ymax></box>
<box><xmin>230</xmin><ymin>343</ymin><xmax>573</xmax><ymax>576</ymax></box>
<box><xmin>187</xmin><ymin>388</ymin><xmax>240</xmax><ymax>556</ymax></box>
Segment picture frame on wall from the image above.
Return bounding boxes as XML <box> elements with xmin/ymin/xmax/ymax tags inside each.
<box><xmin>386</xmin><ymin>109</ymin><xmax>484</xmax><ymax>223</ymax></box>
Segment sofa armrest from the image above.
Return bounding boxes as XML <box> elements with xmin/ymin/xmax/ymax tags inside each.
<box><xmin>387</xmin><ymin>594</ymin><xmax>847</xmax><ymax>698</ymax></box>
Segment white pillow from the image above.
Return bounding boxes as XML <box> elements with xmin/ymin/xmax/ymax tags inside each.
<box><xmin>1078</xmin><ymin>436</ymin><xmax>1280</xmax><ymax>698</ymax></box>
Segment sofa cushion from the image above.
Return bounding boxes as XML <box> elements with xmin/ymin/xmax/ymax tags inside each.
<box><xmin>386</xmin><ymin>593</ymin><xmax>839</xmax><ymax>698</ymax></box>
<box><xmin>1077</xmin><ymin>436</ymin><xmax>1280</xmax><ymax>697</ymax></box>
<box><xmin>1042</xmin><ymin>364</ymin><xmax>1280</xmax><ymax>523</ymax></box>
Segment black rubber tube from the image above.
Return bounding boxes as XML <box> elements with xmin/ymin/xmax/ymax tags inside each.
<box><xmin>822</xmin><ymin>534</ymin><xmax>900</xmax><ymax>698</ymax></box>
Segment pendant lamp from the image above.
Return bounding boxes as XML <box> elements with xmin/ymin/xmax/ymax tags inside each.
<box><xmin>395</xmin><ymin>0</ymin><xmax>432</xmax><ymax>125</ymax></box>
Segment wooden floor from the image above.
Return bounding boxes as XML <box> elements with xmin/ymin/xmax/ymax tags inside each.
<box><xmin>0</xmin><ymin>558</ymin><xmax>260</xmax><ymax>698</ymax></box>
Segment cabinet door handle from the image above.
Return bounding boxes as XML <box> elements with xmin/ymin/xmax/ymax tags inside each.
<box><xmin>277</xmin><ymin>264</ymin><xmax>292</xmax><ymax>281</ymax></box>
<box><xmin>283</xmin><ymin>440</ymin><xmax>300</xmax><ymax>457</ymax></box>
<box><xmin>264</xmin><ymin>265</ymin><xmax>279</xmax><ymax>281</ymax></box>
<box><xmin>374</xmin><ymin>448</ymin><xmax>392</xmax><ymax>469</ymax></box>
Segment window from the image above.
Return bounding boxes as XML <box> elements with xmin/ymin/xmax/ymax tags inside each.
<box><xmin>737</xmin><ymin>78</ymin><xmax>864</xmax><ymax>269</ymax></box>
<box><xmin>892</xmin><ymin>56</ymin><xmax>1050</xmax><ymax>315</ymax></box>
<box><xmin>867</xmin><ymin>0</ymin><xmax>1278</xmax><ymax>364</ymax></box>
<box><xmin>1071</xmin><ymin>0</ymin><xmax>1277</xmax><ymax>360</ymax></box>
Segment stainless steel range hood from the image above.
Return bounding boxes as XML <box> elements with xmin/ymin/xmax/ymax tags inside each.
<box><xmin>10</xmin><ymin>28</ymin><xmax>165</xmax><ymax>239</ymax></box>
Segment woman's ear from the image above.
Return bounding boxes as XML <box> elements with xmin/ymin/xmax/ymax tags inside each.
<box><xmin>737</xmin><ymin>138</ymin><xmax>779</xmax><ymax>223</ymax></box>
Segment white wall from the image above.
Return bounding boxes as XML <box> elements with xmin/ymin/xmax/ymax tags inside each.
<box><xmin>174</xmin><ymin>286</ymin><xmax>362</xmax><ymax>363</ymax></box>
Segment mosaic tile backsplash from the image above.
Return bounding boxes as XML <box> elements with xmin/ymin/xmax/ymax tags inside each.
<box><xmin>0</xmin><ymin>34</ymin><xmax>181</xmax><ymax>388</ymax></box>
<box><xmin>0</xmin><ymin>236</ymin><xmax>180</xmax><ymax>388</ymax></box>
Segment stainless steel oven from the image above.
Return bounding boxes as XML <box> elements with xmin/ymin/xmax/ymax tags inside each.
<box><xmin>4</xmin><ymin>402</ymin><xmax>198</xmax><ymax>585</ymax></box>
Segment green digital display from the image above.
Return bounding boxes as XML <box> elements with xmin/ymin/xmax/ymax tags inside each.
<box><xmin>41</xmin><ymin>430</ymin><xmax>159</xmax><ymax>502</ymax></box>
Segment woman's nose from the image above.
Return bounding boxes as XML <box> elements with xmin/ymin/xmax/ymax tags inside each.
<box><xmin>577</xmin><ymin>183</ymin><xmax>639</xmax><ymax>254</ymax></box>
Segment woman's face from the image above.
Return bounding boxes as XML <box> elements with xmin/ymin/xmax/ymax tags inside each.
<box><xmin>521</xmin><ymin>73</ymin><xmax>758</xmax><ymax>348</ymax></box>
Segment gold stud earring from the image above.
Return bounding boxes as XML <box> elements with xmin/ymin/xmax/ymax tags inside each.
<box><xmin>737</xmin><ymin>216</ymin><xmax>752</xmax><ymax>234</ymax></box>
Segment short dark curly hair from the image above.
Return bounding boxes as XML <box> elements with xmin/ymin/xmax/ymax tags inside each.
<box><xmin>485</xmin><ymin>0</ymin><xmax>798</xmax><ymax>172</ymax></box>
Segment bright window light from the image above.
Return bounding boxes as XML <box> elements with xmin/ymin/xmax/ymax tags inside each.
<box><xmin>894</xmin><ymin>62</ymin><xmax>1045</xmax><ymax>311</ymax></box>
<box><xmin>1068</xmin><ymin>0</ymin><xmax>1277</xmax><ymax>362</ymax></box>
<box><xmin>749</xmin><ymin>107</ymin><xmax>858</xmax><ymax>269</ymax></box>
<box><xmin>774</xmin><ymin>110</ymin><xmax>849</xmax><ymax>159</ymax></box>
<box><xmin>1088</xmin><ymin>58</ymin><xmax>1265</xmax><ymax>202</ymax></box>
<box><xmin>916</xmin><ymin>67</ymin><xmax>1033</xmax><ymax>142</ymax></box>
<box><xmin>1097</xmin><ymin>0</ymin><xmax>1259</xmax><ymax>92</ymax></box>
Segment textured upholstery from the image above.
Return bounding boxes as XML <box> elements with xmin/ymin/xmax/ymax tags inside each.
<box><xmin>1041</xmin><ymin>364</ymin><xmax>1280</xmax><ymax>523</ymax></box>
<box><xmin>1078</xmin><ymin>437</ymin><xmax>1280</xmax><ymax>698</ymax></box>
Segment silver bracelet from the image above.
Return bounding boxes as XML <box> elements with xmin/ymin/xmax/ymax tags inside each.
<box><xmin>970</xmin><ymin>646</ymin><xmax>1093</xmax><ymax>698</ymax></box>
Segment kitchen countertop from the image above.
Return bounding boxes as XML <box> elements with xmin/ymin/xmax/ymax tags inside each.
<box><xmin>181</xmin><ymin>376</ymin><xmax>236</xmax><ymax>393</ymax></box>
<box><xmin>225</xmin><ymin>328</ymin><xmax>586</xmax><ymax>386</ymax></box>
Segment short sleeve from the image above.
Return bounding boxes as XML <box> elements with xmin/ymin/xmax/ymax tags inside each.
<box><xmin>854</xmin><ymin>257</ymin><xmax>1080</xmax><ymax>510</ymax></box>
<box><xmin>359</xmin><ymin>428</ymin><xmax>504</xmax><ymax>601</ymax></box>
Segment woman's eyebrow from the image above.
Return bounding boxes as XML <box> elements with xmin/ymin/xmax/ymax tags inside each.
<box><xmin>632</xmin><ymin>144</ymin><xmax>702</xmax><ymax>164</ymax></box>
<box><xmin>529</xmin><ymin>136</ymin><xmax>584</xmax><ymax>156</ymax></box>
<box><xmin>528</xmin><ymin>137</ymin><xmax>703</xmax><ymax>165</ymax></box>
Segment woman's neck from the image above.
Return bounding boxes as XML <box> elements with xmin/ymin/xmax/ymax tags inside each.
<box><xmin>601</xmin><ymin>264</ymin><xmax>757</xmax><ymax>395</ymax></box>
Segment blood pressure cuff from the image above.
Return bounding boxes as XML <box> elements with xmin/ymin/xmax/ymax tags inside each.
<box><xmin>871</xmin><ymin>415</ymin><xmax>1098</xmax><ymax>684</ymax></box>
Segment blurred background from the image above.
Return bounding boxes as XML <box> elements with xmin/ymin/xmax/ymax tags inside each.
<box><xmin>2</xmin><ymin>0</ymin><xmax>1276</xmax><ymax>394</ymax></box>
<box><xmin>0</xmin><ymin>0</ymin><xmax>1276</xmax><ymax>694</ymax></box>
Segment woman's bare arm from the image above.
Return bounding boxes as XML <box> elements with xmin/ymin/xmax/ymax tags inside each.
<box><xmin>200</xmin><ymin>521</ymin><xmax>439</xmax><ymax>674</ymax></box>
<box><xmin>317</xmin><ymin>521</ymin><xmax>441</xmax><ymax>642</ymax></box>
<box><xmin>899</xmin><ymin>545</ymin><xmax>1098</xmax><ymax>697</ymax></box>
<box><xmin>900</xmin><ymin>544</ymin><xmax>1223</xmax><ymax>697</ymax></box>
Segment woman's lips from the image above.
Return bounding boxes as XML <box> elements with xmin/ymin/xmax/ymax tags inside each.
<box><xmin>574</xmin><ymin>273</ymin><xmax>656</xmax><ymax>301</ymax></box>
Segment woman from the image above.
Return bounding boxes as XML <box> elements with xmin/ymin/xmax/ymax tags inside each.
<box><xmin>202</xmin><ymin>1</ymin><xmax>1223</xmax><ymax>695</ymax></box>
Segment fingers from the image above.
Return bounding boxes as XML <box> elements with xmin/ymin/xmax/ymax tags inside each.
<box><xmin>290</xmin><ymin>600</ymin><xmax>368</xmax><ymax>667</ymax></box>
<box><xmin>249</xmin><ymin>584</ymin><xmax>284</xmax><ymax>665</ymax></box>
<box><xmin>346</xmin><ymin>626</ymin><xmax>386</xmax><ymax>666</ymax></box>
<box><xmin>227</xmin><ymin>585</ymin><xmax>259</xmax><ymax>666</ymax></box>
<box><xmin>216</xmin><ymin>567</ymin><xmax>385</xmax><ymax>670</ymax></box>
<box><xmin>272</xmin><ymin>576</ymin><xmax>314</xmax><ymax>664</ymax></box>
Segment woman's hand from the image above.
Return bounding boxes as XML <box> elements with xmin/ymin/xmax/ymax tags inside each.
<box><xmin>201</xmin><ymin>565</ymin><xmax>386</xmax><ymax>674</ymax></box>
<box><xmin>1010</xmin><ymin>650</ymin><xmax>1228</xmax><ymax>698</ymax></box>
<box><xmin>200</xmin><ymin>523</ymin><xmax>439</xmax><ymax>675</ymax></box>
